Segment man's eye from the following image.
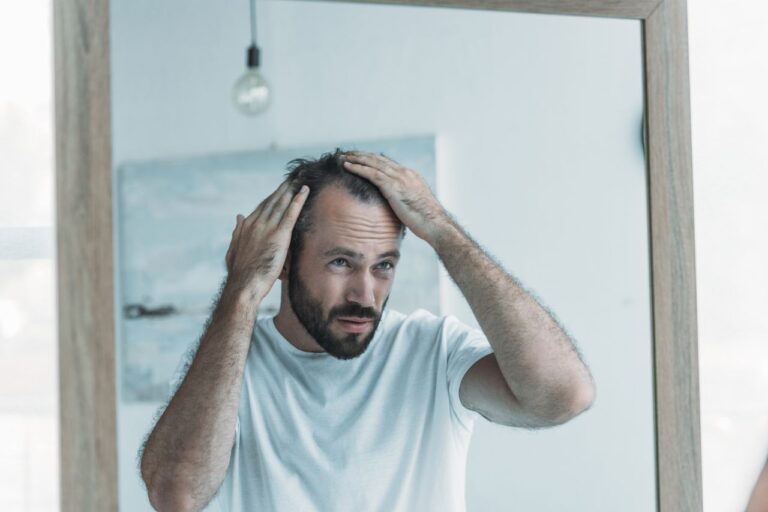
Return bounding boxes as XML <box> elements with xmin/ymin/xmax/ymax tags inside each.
<box><xmin>378</xmin><ymin>261</ymin><xmax>394</xmax><ymax>270</ymax></box>
<box><xmin>331</xmin><ymin>258</ymin><xmax>348</xmax><ymax>267</ymax></box>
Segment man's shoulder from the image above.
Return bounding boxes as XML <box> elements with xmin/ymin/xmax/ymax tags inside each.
<box><xmin>384</xmin><ymin>307</ymin><xmax>439</xmax><ymax>323</ymax></box>
<box><xmin>384</xmin><ymin>308</ymin><xmax>484</xmax><ymax>343</ymax></box>
<box><xmin>381</xmin><ymin>307</ymin><xmax>448</xmax><ymax>336</ymax></box>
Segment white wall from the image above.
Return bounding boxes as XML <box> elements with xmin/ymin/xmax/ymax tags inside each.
<box><xmin>111</xmin><ymin>1</ymin><xmax>651</xmax><ymax>510</ymax></box>
<box><xmin>688</xmin><ymin>3</ymin><xmax>768</xmax><ymax>511</ymax></box>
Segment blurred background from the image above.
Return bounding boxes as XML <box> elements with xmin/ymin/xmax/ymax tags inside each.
<box><xmin>0</xmin><ymin>1</ymin><xmax>766</xmax><ymax>511</ymax></box>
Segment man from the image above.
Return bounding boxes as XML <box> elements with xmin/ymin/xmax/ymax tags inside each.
<box><xmin>139</xmin><ymin>149</ymin><xmax>596</xmax><ymax>512</ymax></box>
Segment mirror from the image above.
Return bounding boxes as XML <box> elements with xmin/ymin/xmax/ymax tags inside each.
<box><xmin>112</xmin><ymin>1</ymin><xmax>648</xmax><ymax>510</ymax></box>
<box><xmin>57</xmin><ymin>0</ymin><xmax>691</xmax><ymax>510</ymax></box>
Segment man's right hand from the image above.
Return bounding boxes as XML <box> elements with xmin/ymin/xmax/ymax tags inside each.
<box><xmin>143</xmin><ymin>183</ymin><xmax>309</xmax><ymax>510</ymax></box>
<box><xmin>224</xmin><ymin>179</ymin><xmax>310</xmax><ymax>303</ymax></box>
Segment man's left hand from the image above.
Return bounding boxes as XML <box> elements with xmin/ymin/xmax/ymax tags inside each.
<box><xmin>340</xmin><ymin>151</ymin><xmax>451</xmax><ymax>245</ymax></box>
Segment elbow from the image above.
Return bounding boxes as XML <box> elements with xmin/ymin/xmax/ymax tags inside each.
<box><xmin>141</xmin><ymin>449</ymin><xmax>204</xmax><ymax>512</ymax></box>
<box><xmin>572</xmin><ymin>379</ymin><xmax>596</xmax><ymax>415</ymax></box>
<box><xmin>559</xmin><ymin>378</ymin><xmax>597</xmax><ymax>423</ymax></box>
<box><xmin>143</xmin><ymin>464</ymin><xmax>203</xmax><ymax>512</ymax></box>
<box><xmin>141</xmin><ymin>452</ymin><xmax>227</xmax><ymax>512</ymax></box>
<box><xmin>539</xmin><ymin>379</ymin><xmax>597</xmax><ymax>426</ymax></box>
<box><xmin>147</xmin><ymin>482</ymin><xmax>199</xmax><ymax>512</ymax></box>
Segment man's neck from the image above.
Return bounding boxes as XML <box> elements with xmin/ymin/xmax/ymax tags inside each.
<box><xmin>273</xmin><ymin>303</ymin><xmax>325</xmax><ymax>353</ymax></box>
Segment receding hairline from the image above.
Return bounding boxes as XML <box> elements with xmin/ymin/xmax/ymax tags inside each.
<box><xmin>303</xmin><ymin>182</ymin><xmax>403</xmax><ymax>228</ymax></box>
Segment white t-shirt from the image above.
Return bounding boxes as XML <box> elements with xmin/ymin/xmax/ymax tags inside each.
<box><xmin>168</xmin><ymin>307</ymin><xmax>494</xmax><ymax>512</ymax></box>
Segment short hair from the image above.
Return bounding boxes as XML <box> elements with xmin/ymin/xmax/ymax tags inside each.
<box><xmin>283</xmin><ymin>147</ymin><xmax>406</xmax><ymax>265</ymax></box>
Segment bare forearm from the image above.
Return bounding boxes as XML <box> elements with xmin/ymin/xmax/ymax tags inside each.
<box><xmin>141</xmin><ymin>281</ymin><xmax>258</xmax><ymax>510</ymax></box>
<box><xmin>430</xmin><ymin>217</ymin><xmax>595</xmax><ymax>420</ymax></box>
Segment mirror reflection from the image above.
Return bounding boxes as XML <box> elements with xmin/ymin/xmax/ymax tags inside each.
<box><xmin>111</xmin><ymin>1</ymin><xmax>650</xmax><ymax>510</ymax></box>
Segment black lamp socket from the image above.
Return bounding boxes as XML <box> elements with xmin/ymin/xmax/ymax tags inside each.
<box><xmin>246</xmin><ymin>44</ymin><xmax>261</xmax><ymax>68</ymax></box>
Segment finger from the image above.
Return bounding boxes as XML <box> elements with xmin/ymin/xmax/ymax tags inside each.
<box><xmin>246</xmin><ymin>180</ymin><xmax>291</xmax><ymax>224</ymax></box>
<box><xmin>377</xmin><ymin>152</ymin><xmax>401</xmax><ymax>167</ymax></box>
<box><xmin>263</xmin><ymin>179</ymin><xmax>294</xmax><ymax>215</ymax></box>
<box><xmin>226</xmin><ymin>216</ymin><xmax>238</xmax><ymax>268</ymax></box>
<box><xmin>244</xmin><ymin>197</ymin><xmax>269</xmax><ymax>224</ymax></box>
<box><xmin>342</xmin><ymin>161</ymin><xmax>388</xmax><ymax>185</ymax></box>
<box><xmin>342</xmin><ymin>152</ymin><xmax>378</xmax><ymax>166</ymax></box>
<box><xmin>346</xmin><ymin>150</ymin><xmax>400</xmax><ymax>168</ymax></box>
<box><xmin>342</xmin><ymin>153</ymin><xmax>398</xmax><ymax>178</ymax></box>
<box><xmin>267</xmin><ymin>182</ymin><xmax>301</xmax><ymax>224</ymax></box>
<box><xmin>277</xmin><ymin>185</ymin><xmax>310</xmax><ymax>229</ymax></box>
<box><xmin>341</xmin><ymin>150</ymin><xmax>383</xmax><ymax>164</ymax></box>
<box><xmin>226</xmin><ymin>215</ymin><xmax>244</xmax><ymax>268</ymax></box>
<box><xmin>233</xmin><ymin>214</ymin><xmax>244</xmax><ymax>244</ymax></box>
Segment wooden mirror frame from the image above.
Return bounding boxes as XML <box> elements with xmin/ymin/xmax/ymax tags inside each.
<box><xmin>53</xmin><ymin>0</ymin><xmax>700</xmax><ymax>510</ymax></box>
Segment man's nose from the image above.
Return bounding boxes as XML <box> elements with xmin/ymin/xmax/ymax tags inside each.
<box><xmin>345</xmin><ymin>270</ymin><xmax>376</xmax><ymax>308</ymax></box>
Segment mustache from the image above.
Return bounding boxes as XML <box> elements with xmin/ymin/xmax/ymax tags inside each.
<box><xmin>330</xmin><ymin>303</ymin><xmax>377</xmax><ymax>319</ymax></box>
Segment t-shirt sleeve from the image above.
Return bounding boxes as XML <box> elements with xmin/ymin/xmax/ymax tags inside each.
<box><xmin>443</xmin><ymin>314</ymin><xmax>495</xmax><ymax>431</ymax></box>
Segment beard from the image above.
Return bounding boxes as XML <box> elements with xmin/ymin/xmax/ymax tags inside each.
<box><xmin>287</xmin><ymin>261</ymin><xmax>389</xmax><ymax>361</ymax></box>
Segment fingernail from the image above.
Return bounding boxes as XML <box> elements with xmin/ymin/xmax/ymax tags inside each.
<box><xmin>300</xmin><ymin>185</ymin><xmax>309</xmax><ymax>193</ymax></box>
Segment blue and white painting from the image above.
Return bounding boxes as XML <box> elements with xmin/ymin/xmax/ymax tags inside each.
<box><xmin>117</xmin><ymin>135</ymin><xmax>439</xmax><ymax>402</ymax></box>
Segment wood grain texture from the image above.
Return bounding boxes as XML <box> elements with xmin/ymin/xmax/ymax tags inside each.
<box><xmin>306</xmin><ymin>0</ymin><xmax>661</xmax><ymax>19</ymax></box>
<box><xmin>644</xmin><ymin>0</ymin><xmax>703</xmax><ymax>510</ymax></box>
<box><xmin>54</xmin><ymin>0</ymin><xmax>117</xmax><ymax>511</ymax></box>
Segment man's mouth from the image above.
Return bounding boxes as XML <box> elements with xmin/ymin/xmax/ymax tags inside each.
<box><xmin>336</xmin><ymin>316</ymin><xmax>373</xmax><ymax>332</ymax></box>
<box><xmin>336</xmin><ymin>317</ymin><xmax>372</xmax><ymax>323</ymax></box>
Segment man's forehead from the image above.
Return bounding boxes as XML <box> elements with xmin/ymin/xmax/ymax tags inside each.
<box><xmin>309</xmin><ymin>185</ymin><xmax>402</xmax><ymax>238</ymax></box>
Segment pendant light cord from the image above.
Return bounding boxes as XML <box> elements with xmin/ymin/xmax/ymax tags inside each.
<box><xmin>249</xmin><ymin>0</ymin><xmax>258</xmax><ymax>46</ymax></box>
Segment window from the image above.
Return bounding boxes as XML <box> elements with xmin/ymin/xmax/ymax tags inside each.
<box><xmin>0</xmin><ymin>3</ymin><xmax>58</xmax><ymax>511</ymax></box>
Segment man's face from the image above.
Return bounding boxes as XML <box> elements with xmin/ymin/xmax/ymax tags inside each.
<box><xmin>286</xmin><ymin>185</ymin><xmax>402</xmax><ymax>360</ymax></box>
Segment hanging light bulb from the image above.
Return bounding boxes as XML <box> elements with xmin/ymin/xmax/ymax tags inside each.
<box><xmin>233</xmin><ymin>44</ymin><xmax>270</xmax><ymax>114</ymax></box>
<box><xmin>233</xmin><ymin>0</ymin><xmax>270</xmax><ymax>115</ymax></box>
